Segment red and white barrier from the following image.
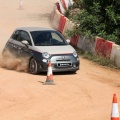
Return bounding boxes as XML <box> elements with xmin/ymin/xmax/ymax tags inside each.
<box><xmin>51</xmin><ymin>8</ymin><xmax>61</xmax><ymax>30</ymax></box>
<box><xmin>77</xmin><ymin>36</ymin><xmax>84</xmax><ymax>49</ymax></box>
<box><xmin>70</xmin><ymin>35</ymin><xmax>79</xmax><ymax>46</ymax></box>
<box><xmin>95</xmin><ymin>37</ymin><xmax>105</xmax><ymax>56</ymax></box>
<box><xmin>61</xmin><ymin>0</ymin><xmax>74</xmax><ymax>9</ymax></box>
<box><xmin>61</xmin><ymin>0</ymin><xmax>67</xmax><ymax>9</ymax></box>
<box><xmin>57</xmin><ymin>0</ymin><xmax>74</xmax><ymax>14</ymax></box>
<box><xmin>68</xmin><ymin>0</ymin><xmax>74</xmax><ymax>6</ymax></box>
<box><xmin>55</xmin><ymin>2</ymin><xmax>62</xmax><ymax>13</ymax></box>
<box><xmin>104</xmin><ymin>41</ymin><xmax>115</xmax><ymax>58</ymax></box>
<box><xmin>62</xmin><ymin>18</ymin><xmax>74</xmax><ymax>37</ymax></box>
<box><xmin>58</xmin><ymin>0</ymin><xmax>65</xmax><ymax>14</ymax></box>
<box><xmin>116</xmin><ymin>47</ymin><xmax>120</xmax><ymax>67</ymax></box>
<box><xmin>50</xmin><ymin>2</ymin><xmax>74</xmax><ymax>37</ymax></box>
<box><xmin>77</xmin><ymin>36</ymin><xmax>96</xmax><ymax>54</ymax></box>
<box><xmin>58</xmin><ymin>15</ymin><xmax>67</xmax><ymax>33</ymax></box>
<box><xmin>95</xmin><ymin>37</ymin><xmax>115</xmax><ymax>58</ymax></box>
<box><xmin>110</xmin><ymin>44</ymin><xmax>119</xmax><ymax>61</ymax></box>
<box><xmin>64</xmin><ymin>0</ymin><xmax>74</xmax><ymax>8</ymax></box>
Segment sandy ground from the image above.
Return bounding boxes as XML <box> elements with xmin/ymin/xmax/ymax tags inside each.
<box><xmin>0</xmin><ymin>0</ymin><xmax>120</xmax><ymax>120</ymax></box>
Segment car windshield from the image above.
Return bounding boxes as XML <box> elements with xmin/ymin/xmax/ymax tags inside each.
<box><xmin>30</xmin><ymin>31</ymin><xmax>68</xmax><ymax>46</ymax></box>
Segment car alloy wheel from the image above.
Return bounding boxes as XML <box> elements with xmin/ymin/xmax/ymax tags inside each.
<box><xmin>29</xmin><ymin>58</ymin><xmax>39</xmax><ymax>74</ymax></box>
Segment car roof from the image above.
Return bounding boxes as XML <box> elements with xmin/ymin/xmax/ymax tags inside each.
<box><xmin>15</xmin><ymin>27</ymin><xmax>56</xmax><ymax>32</ymax></box>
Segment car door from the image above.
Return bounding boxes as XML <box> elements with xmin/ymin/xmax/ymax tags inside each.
<box><xmin>15</xmin><ymin>30</ymin><xmax>32</xmax><ymax>58</ymax></box>
<box><xmin>6</xmin><ymin>30</ymin><xmax>21</xmax><ymax>56</ymax></box>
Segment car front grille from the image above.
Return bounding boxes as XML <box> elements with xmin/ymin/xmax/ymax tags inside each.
<box><xmin>56</xmin><ymin>59</ymin><xmax>70</xmax><ymax>61</ymax></box>
<box><xmin>51</xmin><ymin>54</ymin><xmax>72</xmax><ymax>62</ymax></box>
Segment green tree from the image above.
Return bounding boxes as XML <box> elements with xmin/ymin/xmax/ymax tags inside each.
<box><xmin>68</xmin><ymin>0</ymin><xmax>120</xmax><ymax>44</ymax></box>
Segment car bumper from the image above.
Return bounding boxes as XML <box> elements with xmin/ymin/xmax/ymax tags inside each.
<box><xmin>34</xmin><ymin>53</ymin><xmax>80</xmax><ymax>73</ymax></box>
<box><xmin>38</xmin><ymin>61</ymin><xmax>80</xmax><ymax>72</ymax></box>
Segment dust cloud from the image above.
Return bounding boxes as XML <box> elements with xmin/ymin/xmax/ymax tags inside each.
<box><xmin>0</xmin><ymin>50</ymin><xmax>29</xmax><ymax>72</ymax></box>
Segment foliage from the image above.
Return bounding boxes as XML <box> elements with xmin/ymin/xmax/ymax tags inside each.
<box><xmin>66</xmin><ymin>0</ymin><xmax>120</xmax><ymax>45</ymax></box>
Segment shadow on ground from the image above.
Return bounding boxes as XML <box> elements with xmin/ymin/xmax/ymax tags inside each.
<box><xmin>38</xmin><ymin>71</ymin><xmax>77</xmax><ymax>76</ymax></box>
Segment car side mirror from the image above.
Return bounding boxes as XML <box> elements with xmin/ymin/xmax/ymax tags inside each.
<box><xmin>22</xmin><ymin>40</ymin><xmax>29</xmax><ymax>45</ymax></box>
<box><xmin>66</xmin><ymin>39</ymin><xmax>70</xmax><ymax>44</ymax></box>
<box><xmin>22</xmin><ymin>40</ymin><xmax>29</xmax><ymax>48</ymax></box>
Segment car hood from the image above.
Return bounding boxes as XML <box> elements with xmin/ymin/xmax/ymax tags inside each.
<box><xmin>31</xmin><ymin>45</ymin><xmax>75</xmax><ymax>54</ymax></box>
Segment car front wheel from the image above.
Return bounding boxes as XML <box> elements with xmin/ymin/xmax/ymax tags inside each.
<box><xmin>29</xmin><ymin>58</ymin><xmax>39</xmax><ymax>74</ymax></box>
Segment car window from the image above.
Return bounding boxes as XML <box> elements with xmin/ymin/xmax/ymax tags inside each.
<box><xmin>30</xmin><ymin>31</ymin><xmax>67</xmax><ymax>46</ymax></box>
<box><xmin>11</xmin><ymin>30</ymin><xmax>20</xmax><ymax>40</ymax></box>
<box><xmin>17</xmin><ymin>31</ymin><xmax>32</xmax><ymax>45</ymax></box>
<box><xmin>51</xmin><ymin>32</ymin><xmax>63</xmax><ymax>42</ymax></box>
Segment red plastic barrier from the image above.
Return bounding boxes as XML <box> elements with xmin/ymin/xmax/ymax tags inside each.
<box><xmin>61</xmin><ymin>0</ymin><xmax>67</xmax><ymax>9</ymax></box>
<box><xmin>58</xmin><ymin>15</ymin><xmax>66</xmax><ymax>33</ymax></box>
<box><xmin>70</xmin><ymin>35</ymin><xmax>79</xmax><ymax>46</ymax></box>
<box><xmin>95</xmin><ymin>37</ymin><xmax>115</xmax><ymax>58</ymax></box>
<box><xmin>55</xmin><ymin>2</ymin><xmax>61</xmax><ymax>13</ymax></box>
<box><xmin>95</xmin><ymin>37</ymin><xmax>105</xmax><ymax>56</ymax></box>
<box><xmin>103</xmin><ymin>41</ymin><xmax>115</xmax><ymax>58</ymax></box>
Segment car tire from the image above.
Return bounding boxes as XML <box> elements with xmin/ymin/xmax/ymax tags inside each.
<box><xmin>29</xmin><ymin>58</ymin><xmax>39</xmax><ymax>75</ymax></box>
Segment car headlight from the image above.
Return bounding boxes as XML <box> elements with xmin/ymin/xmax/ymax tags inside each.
<box><xmin>73</xmin><ymin>51</ymin><xmax>77</xmax><ymax>57</ymax></box>
<box><xmin>42</xmin><ymin>52</ymin><xmax>50</xmax><ymax>58</ymax></box>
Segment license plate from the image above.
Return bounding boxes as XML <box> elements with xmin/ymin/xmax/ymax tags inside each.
<box><xmin>57</xmin><ymin>63</ymin><xmax>72</xmax><ymax>67</ymax></box>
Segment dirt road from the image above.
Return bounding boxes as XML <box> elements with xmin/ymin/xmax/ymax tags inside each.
<box><xmin>0</xmin><ymin>0</ymin><xmax>120</xmax><ymax>120</ymax></box>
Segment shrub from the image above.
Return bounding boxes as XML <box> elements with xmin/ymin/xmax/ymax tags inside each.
<box><xmin>66</xmin><ymin>0</ymin><xmax>120</xmax><ymax>45</ymax></box>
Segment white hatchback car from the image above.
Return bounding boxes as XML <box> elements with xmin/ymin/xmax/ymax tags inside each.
<box><xmin>3</xmin><ymin>27</ymin><xmax>80</xmax><ymax>74</ymax></box>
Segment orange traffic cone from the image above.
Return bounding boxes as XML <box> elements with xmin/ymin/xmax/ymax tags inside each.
<box><xmin>43</xmin><ymin>61</ymin><xmax>55</xmax><ymax>85</ymax></box>
<box><xmin>111</xmin><ymin>94</ymin><xmax>119</xmax><ymax>120</ymax></box>
<box><xmin>18</xmin><ymin>0</ymin><xmax>24</xmax><ymax>10</ymax></box>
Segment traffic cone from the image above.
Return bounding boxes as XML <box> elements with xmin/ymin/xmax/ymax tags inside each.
<box><xmin>111</xmin><ymin>94</ymin><xmax>119</xmax><ymax>120</ymax></box>
<box><xmin>43</xmin><ymin>61</ymin><xmax>55</xmax><ymax>85</ymax></box>
<box><xmin>18</xmin><ymin>0</ymin><xmax>24</xmax><ymax>10</ymax></box>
